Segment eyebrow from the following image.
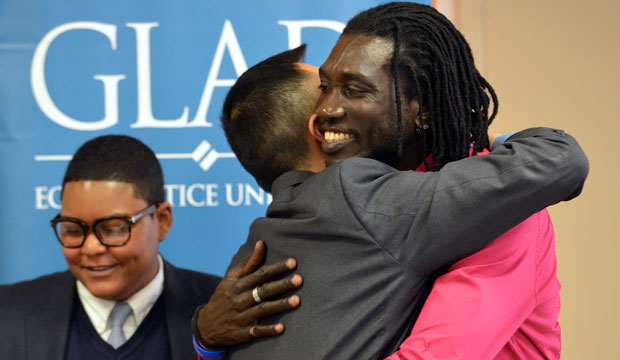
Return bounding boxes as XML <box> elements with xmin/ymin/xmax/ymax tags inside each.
<box><xmin>58</xmin><ymin>212</ymin><xmax>130</xmax><ymax>223</ymax></box>
<box><xmin>318</xmin><ymin>68</ymin><xmax>378</xmax><ymax>90</ymax></box>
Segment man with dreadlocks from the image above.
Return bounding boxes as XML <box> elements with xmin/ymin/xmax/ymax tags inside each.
<box><xmin>314</xmin><ymin>4</ymin><xmax>564</xmax><ymax>358</ymax></box>
<box><xmin>193</xmin><ymin>3</ymin><xmax>588</xmax><ymax>359</ymax></box>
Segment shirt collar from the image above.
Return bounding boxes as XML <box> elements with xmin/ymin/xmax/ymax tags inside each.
<box><xmin>76</xmin><ymin>254</ymin><xmax>165</xmax><ymax>334</ymax></box>
<box><xmin>270</xmin><ymin>170</ymin><xmax>315</xmax><ymax>196</ymax></box>
<box><xmin>415</xmin><ymin>146</ymin><xmax>488</xmax><ymax>172</ymax></box>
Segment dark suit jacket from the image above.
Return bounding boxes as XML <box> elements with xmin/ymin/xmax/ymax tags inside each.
<box><xmin>226</xmin><ymin>128</ymin><xmax>589</xmax><ymax>360</ymax></box>
<box><xmin>0</xmin><ymin>259</ymin><xmax>221</xmax><ymax>360</ymax></box>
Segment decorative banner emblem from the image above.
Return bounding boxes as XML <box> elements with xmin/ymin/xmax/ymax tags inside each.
<box><xmin>35</xmin><ymin>140</ymin><xmax>236</xmax><ymax>172</ymax></box>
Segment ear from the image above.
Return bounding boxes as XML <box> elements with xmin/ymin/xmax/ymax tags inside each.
<box><xmin>421</xmin><ymin>104</ymin><xmax>430</xmax><ymax>122</ymax></box>
<box><xmin>410</xmin><ymin>98</ymin><xmax>430</xmax><ymax>129</ymax></box>
<box><xmin>308</xmin><ymin>113</ymin><xmax>323</xmax><ymax>142</ymax></box>
<box><xmin>155</xmin><ymin>201</ymin><xmax>173</xmax><ymax>243</ymax></box>
<box><xmin>306</xmin><ymin>113</ymin><xmax>327</xmax><ymax>172</ymax></box>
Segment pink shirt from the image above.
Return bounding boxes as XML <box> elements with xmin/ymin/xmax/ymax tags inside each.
<box><xmin>387</xmin><ymin>151</ymin><xmax>561</xmax><ymax>359</ymax></box>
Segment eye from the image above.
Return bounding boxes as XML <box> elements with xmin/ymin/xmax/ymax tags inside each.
<box><xmin>318</xmin><ymin>83</ymin><xmax>330</xmax><ymax>93</ymax></box>
<box><xmin>59</xmin><ymin>222</ymin><xmax>84</xmax><ymax>237</ymax></box>
<box><xmin>345</xmin><ymin>87</ymin><xmax>365</xmax><ymax>97</ymax></box>
<box><xmin>98</xmin><ymin>219</ymin><xmax>130</xmax><ymax>238</ymax></box>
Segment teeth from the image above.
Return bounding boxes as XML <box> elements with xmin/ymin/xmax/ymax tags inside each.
<box><xmin>324</xmin><ymin>131</ymin><xmax>352</xmax><ymax>142</ymax></box>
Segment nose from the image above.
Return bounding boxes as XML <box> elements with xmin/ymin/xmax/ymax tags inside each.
<box><xmin>320</xmin><ymin>106</ymin><xmax>345</xmax><ymax>119</ymax></box>
<box><xmin>317</xmin><ymin>105</ymin><xmax>346</xmax><ymax>127</ymax></box>
<box><xmin>317</xmin><ymin>92</ymin><xmax>345</xmax><ymax>125</ymax></box>
<box><xmin>81</xmin><ymin>230</ymin><xmax>107</xmax><ymax>256</ymax></box>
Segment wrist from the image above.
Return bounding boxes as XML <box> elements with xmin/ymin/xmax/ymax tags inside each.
<box><xmin>193</xmin><ymin>335</ymin><xmax>227</xmax><ymax>359</ymax></box>
<box><xmin>492</xmin><ymin>131</ymin><xmax>520</xmax><ymax>150</ymax></box>
<box><xmin>191</xmin><ymin>304</ymin><xmax>226</xmax><ymax>351</ymax></box>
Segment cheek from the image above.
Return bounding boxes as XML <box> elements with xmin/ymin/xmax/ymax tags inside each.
<box><xmin>316</xmin><ymin>93</ymin><xmax>327</xmax><ymax>109</ymax></box>
<box><xmin>113</xmin><ymin>230</ymin><xmax>159</xmax><ymax>263</ymax></box>
<box><xmin>61</xmin><ymin>248</ymin><xmax>81</xmax><ymax>264</ymax></box>
<box><xmin>106</xmin><ymin>247</ymin><xmax>132</xmax><ymax>263</ymax></box>
<box><xmin>350</xmin><ymin>107</ymin><xmax>376</xmax><ymax>132</ymax></box>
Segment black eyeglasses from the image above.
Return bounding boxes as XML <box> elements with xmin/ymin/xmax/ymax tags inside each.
<box><xmin>50</xmin><ymin>203</ymin><xmax>160</xmax><ymax>248</ymax></box>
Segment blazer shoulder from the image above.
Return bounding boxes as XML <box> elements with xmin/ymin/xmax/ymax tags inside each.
<box><xmin>163</xmin><ymin>260</ymin><xmax>221</xmax><ymax>300</ymax></box>
<box><xmin>177</xmin><ymin>267</ymin><xmax>221</xmax><ymax>288</ymax></box>
<box><xmin>334</xmin><ymin>157</ymin><xmax>397</xmax><ymax>178</ymax></box>
<box><xmin>0</xmin><ymin>271</ymin><xmax>73</xmax><ymax>310</ymax></box>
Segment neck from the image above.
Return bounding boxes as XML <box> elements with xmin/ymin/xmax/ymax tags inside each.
<box><xmin>297</xmin><ymin>134</ymin><xmax>326</xmax><ymax>173</ymax></box>
<box><xmin>296</xmin><ymin>155</ymin><xmax>325</xmax><ymax>173</ymax></box>
<box><xmin>389</xmin><ymin>137</ymin><xmax>426</xmax><ymax>171</ymax></box>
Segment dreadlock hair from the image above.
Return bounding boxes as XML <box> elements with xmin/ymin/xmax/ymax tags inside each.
<box><xmin>62</xmin><ymin>135</ymin><xmax>165</xmax><ymax>204</ymax></box>
<box><xmin>343</xmin><ymin>1</ymin><xmax>498</xmax><ymax>169</ymax></box>
<box><xmin>221</xmin><ymin>45</ymin><xmax>317</xmax><ymax>192</ymax></box>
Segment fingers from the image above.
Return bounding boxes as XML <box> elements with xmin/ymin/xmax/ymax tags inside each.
<box><xmin>245</xmin><ymin>295</ymin><xmax>300</xmax><ymax>320</ymax></box>
<box><xmin>256</xmin><ymin>274</ymin><xmax>303</xmax><ymax>301</ymax></box>
<box><xmin>224</xmin><ymin>323</ymin><xmax>285</xmax><ymax>345</ymax></box>
<box><xmin>194</xmin><ymin>258</ymin><xmax>301</xmax><ymax>348</ymax></box>
<box><xmin>237</xmin><ymin>258</ymin><xmax>298</xmax><ymax>291</ymax></box>
<box><xmin>238</xmin><ymin>274</ymin><xmax>302</xmax><ymax>309</ymax></box>
<box><xmin>249</xmin><ymin>323</ymin><xmax>285</xmax><ymax>338</ymax></box>
<box><xmin>229</xmin><ymin>240</ymin><xmax>266</xmax><ymax>279</ymax></box>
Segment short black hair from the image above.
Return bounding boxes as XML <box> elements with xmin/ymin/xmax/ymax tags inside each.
<box><xmin>343</xmin><ymin>2</ymin><xmax>498</xmax><ymax>169</ymax></box>
<box><xmin>62</xmin><ymin>135</ymin><xmax>164</xmax><ymax>204</ymax></box>
<box><xmin>221</xmin><ymin>45</ymin><xmax>317</xmax><ymax>192</ymax></box>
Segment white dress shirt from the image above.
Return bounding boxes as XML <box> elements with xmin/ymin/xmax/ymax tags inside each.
<box><xmin>76</xmin><ymin>255</ymin><xmax>165</xmax><ymax>342</ymax></box>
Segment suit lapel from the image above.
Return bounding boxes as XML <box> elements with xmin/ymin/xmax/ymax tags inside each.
<box><xmin>20</xmin><ymin>263</ymin><xmax>209</xmax><ymax>360</ymax></box>
<box><xmin>163</xmin><ymin>260</ymin><xmax>202</xmax><ymax>360</ymax></box>
<box><xmin>25</xmin><ymin>271</ymin><xmax>75</xmax><ymax>360</ymax></box>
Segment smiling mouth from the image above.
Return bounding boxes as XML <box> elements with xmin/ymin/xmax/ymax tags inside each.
<box><xmin>323</xmin><ymin>130</ymin><xmax>353</xmax><ymax>143</ymax></box>
<box><xmin>82</xmin><ymin>264</ymin><xmax>118</xmax><ymax>272</ymax></box>
<box><xmin>321</xmin><ymin>129</ymin><xmax>355</xmax><ymax>155</ymax></box>
<box><xmin>320</xmin><ymin>129</ymin><xmax>356</xmax><ymax>156</ymax></box>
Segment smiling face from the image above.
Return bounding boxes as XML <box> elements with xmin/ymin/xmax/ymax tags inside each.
<box><xmin>314</xmin><ymin>34</ymin><xmax>422</xmax><ymax>169</ymax></box>
<box><xmin>60</xmin><ymin>180</ymin><xmax>170</xmax><ymax>301</ymax></box>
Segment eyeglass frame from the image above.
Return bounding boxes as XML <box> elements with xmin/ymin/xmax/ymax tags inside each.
<box><xmin>50</xmin><ymin>202</ymin><xmax>161</xmax><ymax>248</ymax></box>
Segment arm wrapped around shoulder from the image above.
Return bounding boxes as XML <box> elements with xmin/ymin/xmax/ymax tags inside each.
<box><xmin>501</xmin><ymin>127</ymin><xmax>589</xmax><ymax>203</ymax></box>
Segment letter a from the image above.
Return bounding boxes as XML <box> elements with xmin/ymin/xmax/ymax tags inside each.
<box><xmin>191</xmin><ymin>20</ymin><xmax>248</xmax><ymax>127</ymax></box>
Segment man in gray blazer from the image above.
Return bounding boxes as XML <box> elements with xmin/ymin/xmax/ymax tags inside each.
<box><xmin>0</xmin><ymin>135</ymin><xmax>223</xmax><ymax>360</ymax></box>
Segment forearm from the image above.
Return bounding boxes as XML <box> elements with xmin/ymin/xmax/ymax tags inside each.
<box><xmin>344</xmin><ymin>128</ymin><xmax>587</xmax><ymax>273</ymax></box>
<box><xmin>404</xmin><ymin>127</ymin><xmax>589</xmax><ymax>271</ymax></box>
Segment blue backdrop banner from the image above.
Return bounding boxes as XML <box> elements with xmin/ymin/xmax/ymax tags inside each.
<box><xmin>0</xmin><ymin>0</ymin><xmax>430</xmax><ymax>284</ymax></box>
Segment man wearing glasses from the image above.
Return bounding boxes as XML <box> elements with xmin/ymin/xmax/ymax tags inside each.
<box><xmin>0</xmin><ymin>135</ymin><xmax>298</xmax><ymax>360</ymax></box>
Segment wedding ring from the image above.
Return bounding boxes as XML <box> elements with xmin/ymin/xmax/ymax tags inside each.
<box><xmin>252</xmin><ymin>287</ymin><xmax>263</xmax><ymax>304</ymax></box>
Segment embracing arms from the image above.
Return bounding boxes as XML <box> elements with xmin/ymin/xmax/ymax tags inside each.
<box><xmin>340</xmin><ymin>127</ymin><xmax>588</xmax><ymax>274</ymax></box>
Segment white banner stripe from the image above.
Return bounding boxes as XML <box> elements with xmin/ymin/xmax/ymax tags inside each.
<box><xmin>34</xmin><ymin>153</ymin><xmax>235</xmax><ymax>161</ymax></box>
<box><xmin>155</xmin><ymin>153</ymin><xmax>194</xmax><ymax>159</ymax></box>
<box><xmin>34</xmin><ymin>155</ymin><xmax>73</xmax><ymax>161</ymax></box>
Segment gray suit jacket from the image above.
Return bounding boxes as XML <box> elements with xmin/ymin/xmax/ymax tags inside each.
<box><xmin>227</xmin><ymin>128</ymin><xmax>588</xmax><ymax>360</ymax></box>
<box><xmin>0</xmin><ymin>259</ymin><xmax>221</xmax><ymax>360</ymax></box>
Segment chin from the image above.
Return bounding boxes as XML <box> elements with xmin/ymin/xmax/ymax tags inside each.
<box><xmin>87</xmin><ymin>283</ymin><xmax>116</xmax><ymax>299</ymax></box>
<box><xmin>325</xmin><ymin>157</ymin><xmax>344</xmax><ymax>167</ymax></box>
<box><xmin>325</xmin><ymin>151</ymin><xmax>360</xmax><ymax>167</ymax></box>
<box><xmin>80</xmin><ymin>277</ymin><xmax>124</xmax><ymax>300</ymax></box>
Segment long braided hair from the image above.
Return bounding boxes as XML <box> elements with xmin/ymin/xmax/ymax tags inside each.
<box><xmin>343</xmin><ymin>2</ymin><xmax>498</xmax><ymax>169</ymax></box>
